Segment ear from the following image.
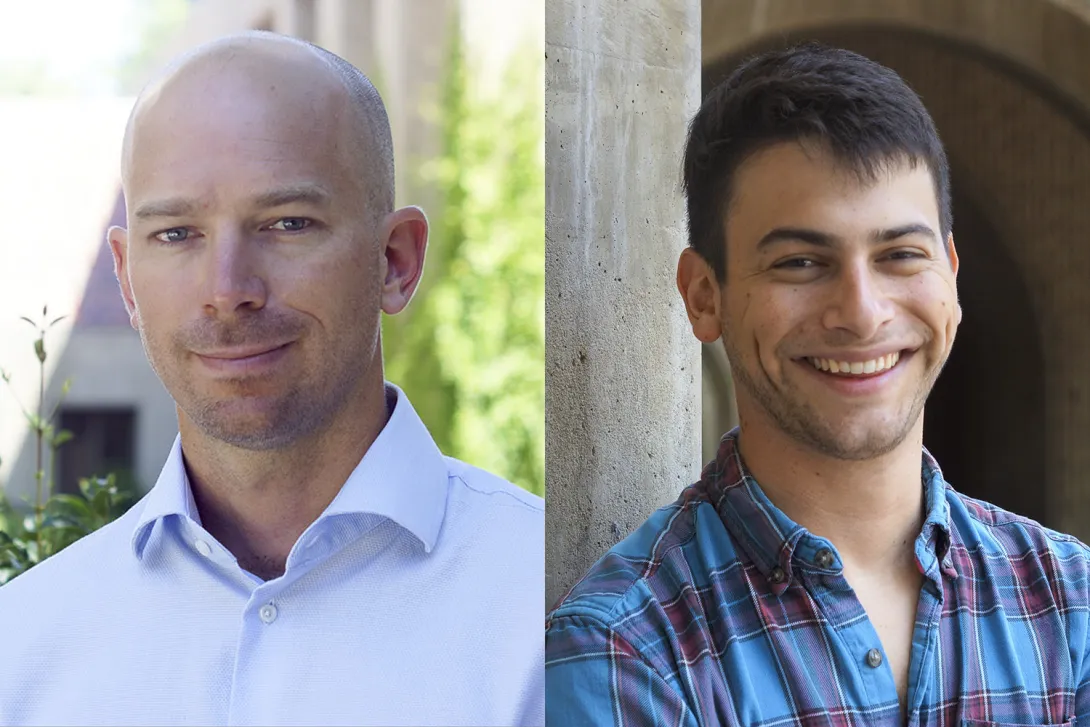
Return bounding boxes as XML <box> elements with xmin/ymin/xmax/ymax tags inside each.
<box><xmin>947</xmin><ymin>233</ymin><xmax>963</xmax><ymax>325</ymax></box>
<box><xmin>107</xmin><ymin>226</ymin><xmax>139</xmax><ymax>330</ymax></box>
<box><xmin>677</xmin><ymin>248</ymin><xmax>723</xmax><ymax>344</ymax></box>
<box><xmin>379</xmin><ymin>206</ymin><xmax>428</xmax><ymax>315</ymax></box>
<box><xmin>946</xmin><ymin>232</ymin><xmax>959</xmax><ymax>278</ymax></box>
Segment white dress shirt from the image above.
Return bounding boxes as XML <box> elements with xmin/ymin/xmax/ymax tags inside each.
<box><xmin>0</xmin><ymin>385</ymin><xmax>544</xmax><ymax>726</ymax></box>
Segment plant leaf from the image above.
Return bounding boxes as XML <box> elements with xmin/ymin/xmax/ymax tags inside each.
<box><xmin>44</xmin><ymin>495</ymin><xmax>94</xmax><ymax>529</ymax></box>
<box><xmin>90</xmin><ymin>488</ymin><xmax>112</xmax><ymax>522</ymax></box>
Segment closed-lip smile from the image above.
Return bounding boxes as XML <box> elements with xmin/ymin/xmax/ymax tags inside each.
<box><xmin>197</xmin><ymin>342</ymin><xmax>291</xmax><ymax>360</ymax></box>
<box><xmin>194</xmin><ymin>342</ymin><xmax>294</xmax><ymax>374</ymax></box>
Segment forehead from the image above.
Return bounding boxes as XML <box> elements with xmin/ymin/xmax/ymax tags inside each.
<box><xmin>124</xmin><ymin>63</ymin><xmax>361</xmax><ymax>211</ymax></box>
<box><xmin>727</xmin><ymin>141</ymin><xmax>940</xmax><ymax>240</ymax></box>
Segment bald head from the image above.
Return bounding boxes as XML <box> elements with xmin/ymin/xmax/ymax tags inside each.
<box><xmin>122</xmin><ymin>31</ymin><xmax>394</xmax><ymax>218</ymax></box>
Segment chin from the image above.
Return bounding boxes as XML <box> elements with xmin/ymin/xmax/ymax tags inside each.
<box><xmin>806</xmin><ymin>414</ymin><xmax>916</xmax><ymax>461</ymax></box>
<box><xmin>186</xmin><ymin>396</ymin><xmax>316</xmax><ymax>450</ymax></box>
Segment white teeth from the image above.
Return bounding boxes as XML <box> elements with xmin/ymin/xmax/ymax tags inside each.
<box><xmin>806</xmin><ymin>351</ymin><xmax>902</xmax><ymax>377</ymax></box>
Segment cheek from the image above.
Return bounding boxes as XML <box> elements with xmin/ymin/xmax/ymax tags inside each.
<box><xmin>735</xmin><ymin>287</ymin><xmax>810</xmax><ymax>356</ymax></box>
<box><xmin>907</xmin><ymin>274</ymin><xmax>959</xmax><ymax>346</ymax></box>
<box><xmin>281</xmin><ymin>248</ymin><xmax>379</xmax><ymax>321</ymax></box>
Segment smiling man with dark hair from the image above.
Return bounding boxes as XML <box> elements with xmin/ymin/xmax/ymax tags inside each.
<box><xmin>0</xmin><ymin>31</ymin><xmax>543</xmax><ymax>727</ymax></box>
<box><xmin>545</xmin><ymin>42</ymin><xmax>1090</xmax><ymax>726</ymax></box>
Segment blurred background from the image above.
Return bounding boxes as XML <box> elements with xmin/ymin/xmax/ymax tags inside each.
<box><xmin>698</xmin><ymin>1</ymin><xmax>1090</xmax><ymax>537</ymax></box>
<box><xmin>0</xmin><ymin>0</ymin><xmax>545</xmax><ymax>516</ymax></box>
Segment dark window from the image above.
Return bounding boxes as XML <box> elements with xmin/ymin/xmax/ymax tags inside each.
<box><xmin>56</xmin><ymin>409</ymin><xmax>136</xmax><ymax>496</ymax></box>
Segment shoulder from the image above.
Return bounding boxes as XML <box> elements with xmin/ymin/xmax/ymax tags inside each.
<box><xmin>444</xmin><ymin>456</ymin><xmax>544</xmax><ymax>517</ymax></box>
<box><xmin>0</xmin><ymin>498</ymin><xmax>145</xmax><ymax>622</ymax></box>
<box><xmin>548</xmin><ymin>482</ymin><xmax>725</xmax><ymax>631</ymax></box>
<box><xmin>437</xmin><ymin>457</ymin><xmax>543</xmax><ymax>570</ymax></box>
<box><xmin>948</xmin><ymin>485</ymin><xmax>1090</xmax><ymax>552</ymax></box>
<box><xmin>946</xmin><ymin>485</ymin><xmax>1090</xmax><ymax>584</ymax></box>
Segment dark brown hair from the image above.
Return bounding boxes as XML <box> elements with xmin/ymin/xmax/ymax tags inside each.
<box><xmin>683</xmin><ymin>42</ymin><xmax>951</xmax><ymax>279</ymax></box>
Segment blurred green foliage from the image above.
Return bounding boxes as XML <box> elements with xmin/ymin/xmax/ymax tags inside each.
<box><xmin>383</xmin><ymin>28</ymin><xmax>545</xmax><ymax>497</ymax></box>
<box><xmin>0</xmin><ymin>309</ymin><xmax>136</xmax><ymax>585</ymax></box>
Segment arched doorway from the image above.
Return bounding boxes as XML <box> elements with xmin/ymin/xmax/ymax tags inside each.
<box><xmin>701</xmin><ymin>7</ymin><xmax>1090</xmax><ymax>531</ymax></box>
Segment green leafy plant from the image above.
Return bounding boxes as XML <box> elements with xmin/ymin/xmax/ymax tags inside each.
<box><xmin>0</xmin><ymin>308</ymin><xmax>135</xmax><ymax>585</ymax></box>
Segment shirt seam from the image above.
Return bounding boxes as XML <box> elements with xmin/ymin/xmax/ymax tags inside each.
<box><xmin>960</xmin><ymin>499</ymin><xmax>1088</xmax><ymax>548</ymax></box>
<box><xmin>548</xmin><ymin>611</ymin><xmax>686</xmax><ymax>690</ymax></box>
<box><xmin>450</xmin><ymin>473</ymin><xmax>544</xmax><ymax>514</ymax></box>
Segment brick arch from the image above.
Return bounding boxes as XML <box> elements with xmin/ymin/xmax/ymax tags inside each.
<box><xmin>699</xmin><ymin>4</ymin><xmax>1090</xmax><ymax>536</ymax></box>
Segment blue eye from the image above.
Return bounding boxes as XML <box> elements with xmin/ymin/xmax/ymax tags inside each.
<box><xmin>154</xmin><ymin>228</ymin><xmax>190</xmax><ymax>244</ymax></box>
<box><xmin>269</xmin><ymin>218</ymin><xmax>311</xmax><ymax>232</ymax></box>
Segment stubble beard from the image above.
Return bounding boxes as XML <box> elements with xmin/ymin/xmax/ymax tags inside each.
<box><xmin>722</xmin><ymin>333</ymin><xmax>946</xmax><ymax>462</ymax></box>
<box><xmin>139</xmin><ymin>325</ymin><xmax>366</xmax><ymax>452</ymax></box>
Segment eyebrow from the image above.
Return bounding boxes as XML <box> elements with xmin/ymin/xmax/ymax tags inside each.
<box><xmin>756</xmin><ymin>223</ymin><xmax>939</xmax><ymax>250</ymax></box>
<box><xmin>132</xmin><ymin>184</ymin><xmax>333</xmax><ymax>221</ymax></box>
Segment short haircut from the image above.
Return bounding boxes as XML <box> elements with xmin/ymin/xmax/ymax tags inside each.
<box><xmin>682</xmin><ymin>42</ymin><xmax>952</xmax><ymax>279</ymax></box>
<box><xmin>122</xmin><ymin>31</ymin><xmax>396</xmax><ymax>219</ymax></box>
<box><xmin>305</xmin><ymin>41</ymin><xmax>396</xmax><ymax>215</ymax></box>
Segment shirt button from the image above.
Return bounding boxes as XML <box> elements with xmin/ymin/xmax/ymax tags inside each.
<box><xmin>815</xmin><ymin>549</ymin><xmax>834</xmax><ymax>569</ymax></box>
<box><xmin>865</xmin><ymin>648</ymin><xmax>883</xmax><ymax>668</ymax></box>
<box><xmin>259</xmin><ymin>603</ymin><xmax>278</xmax><ymax>624</ymax></box>
<box><xmin>194</xmin><ymin>540</ymin><xmax>212</xmax><ymax>558</ymax></box>
<box><xmin>768</xmin><ymin>566</ymin><xmax>786</xmax><ymax>584</ymax></box>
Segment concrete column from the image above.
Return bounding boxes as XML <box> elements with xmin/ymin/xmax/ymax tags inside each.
<box><xmin>545</xmin><ymin>0</ymin><xmax>702</xmax><ymax>608</ymax></box>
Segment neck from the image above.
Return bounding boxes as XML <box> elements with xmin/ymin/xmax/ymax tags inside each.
<box><xmin>179</xmin><ymin>373</ymin><xmax>389</xmax><ymax>581</ymax></box>
<box><xmin>735</xmin><ymin>408</ymin><xmax>926</xmax><ymax>575</ymax></box>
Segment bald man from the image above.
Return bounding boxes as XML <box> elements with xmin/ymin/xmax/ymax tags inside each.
<box><xmin>0</xmin><ymin>32</ymin><xmax>544</xmax><ymax>727</ymax></box>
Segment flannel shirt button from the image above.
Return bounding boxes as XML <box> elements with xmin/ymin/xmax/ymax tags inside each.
<box><xmin>768</xmin><ymin>566</ymin><xmax>786</xmax><ymax>584</ymax></box>
<box><xmin>815</xmin><ymin>549</ymin><xmax>834</xmax><ymax>569</ymax></box>
<box><xmin>865</xmin><ymin>648</ymin><xmax>883</xmax><ymax>668</ymax></box>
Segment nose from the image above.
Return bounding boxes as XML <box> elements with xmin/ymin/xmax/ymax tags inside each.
<box><xmin>820</xmin><ymin>258</ymin><xmax>895</xmax><ymax>340</ymax></box>
<box><xmin>201</xmin><ymin>227</ymin><xmax>267</xmax><ymax>318</ymax></box>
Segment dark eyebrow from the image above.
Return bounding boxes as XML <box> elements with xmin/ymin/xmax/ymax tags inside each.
<box><xmin>756</xmin><ymin>223</ymin><xmax>939</xmax><ymax>250</ymax></box>
<box><xmin>132</xmin><ymin>185</ymin><xmax>332</xmax><ymax>221</ymax></box>
<box><xmin>871</xmin><ymin>223</ymin><xmax>938</xmax><ymax>244</ymax></box>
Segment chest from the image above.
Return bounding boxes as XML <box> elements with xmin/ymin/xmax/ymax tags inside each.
<box><xmin>686</xmin><ymin>565</ymin><xmax>1078</xmax><ymax>727</ymax></box>
<box><xmin>853</xmin><ymin>572</ymin><xmax>922</xmax><ymax>708</ymax></box>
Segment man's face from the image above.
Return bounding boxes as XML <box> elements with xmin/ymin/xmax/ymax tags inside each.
<box><xmin>111</xmin><ymin>63</ymin><xmax>385</xmax><ymax>450</ymax></box>
<box><xmin>719</xmin><ymin>141</ymin><xmax>960</xmax><ymax>460</ymax></box>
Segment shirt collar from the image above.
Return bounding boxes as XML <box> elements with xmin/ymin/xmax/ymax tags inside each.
<box><xmin>708</xmin><ymin>428</ymin><xmax>954</xmax><ymax>590</ymax></box>
<box><xmin>131</xmin><ymin>383</ymin><xmax>449</xmax><ymax>560</ymax></box>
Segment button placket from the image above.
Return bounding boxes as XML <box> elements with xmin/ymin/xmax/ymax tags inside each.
<box><xmin>258</xmin><ymin>603</ymin><xmax>278</xmax><ymax>624</ymax></box>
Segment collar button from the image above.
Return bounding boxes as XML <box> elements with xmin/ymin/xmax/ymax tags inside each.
<box><xmin>768</xmin><ymin>566</ymin><xmax>786</xmax><ymax>584</ymax></box>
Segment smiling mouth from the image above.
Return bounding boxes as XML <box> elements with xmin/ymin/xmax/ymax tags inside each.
<box><xmin>804</xmin><ymin>351</ymin><xmax>902</xmax><ymax>377</ymax></box>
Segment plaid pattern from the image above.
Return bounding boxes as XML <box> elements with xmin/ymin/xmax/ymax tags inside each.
<box><xmin>546</xmin><ymin>429</ymin><xmax>1090</xmax><ymax>726</ymax></box>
